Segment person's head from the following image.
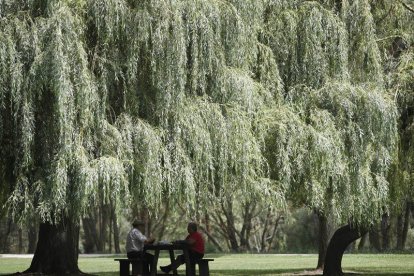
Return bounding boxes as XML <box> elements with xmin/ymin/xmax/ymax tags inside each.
<box><xmin>187</xmin><ymin>222</ymin><xmax>198</xmax><ymax>234</ymax></box>
<box><xmin>132</xmin><ymin>219</ymin><xmax>145</xmax><ymax>229</ymax></box>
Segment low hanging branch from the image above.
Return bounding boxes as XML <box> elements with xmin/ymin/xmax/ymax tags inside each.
<box><xmin>399</xmin><ymin>0</ymin><xmax>414</xmax><ymax>13</ymax></box>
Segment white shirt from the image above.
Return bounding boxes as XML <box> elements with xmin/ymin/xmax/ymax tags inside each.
<box><xmin>126</xmin><ymin>228</ymin><xmax>147</xmax><ymax>253</ymax></box>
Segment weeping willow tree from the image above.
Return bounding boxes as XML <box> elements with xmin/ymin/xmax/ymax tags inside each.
<box><xmin>262</xmin><ymin>1</ymin><xmax>398</xmax><ymax>274</ymax></box>
<box><xmin>0</xmin><ymin>0</ymin><xmax>402</xmax><ymax>275</ymax></box>
<box><xmin>0</xmin><ymin>0</ymin><xmax>283</xmax><ymax>274</ymax></box>
<box><xmin>370</xmin><ymin>0</ymin><xmax>414</xmax><ymax>251</ymax></box>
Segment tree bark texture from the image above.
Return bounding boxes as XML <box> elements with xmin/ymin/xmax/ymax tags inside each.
<box><xmin>317</xmin><ymin>212</ymin><xmax>329</xmax><ymax>270</ymax></box>
<box><xmin>369</xmin><ymin>226</ymin><xmax>381</xmax><ymax>251</ymax></box>
<box><xmin>82</xmin><ymin>217</ymin><xmax>98</xmax><ymax>253</ymax></box>
<box><xmin>27</xmin><ymin>221</ymin><xmax>38</xmax><ymax>254</ymax></box>
<box><xmin>323</xmin><ymin>224</ymin><xmax>366</xmax><ymax>276</ymax></box>
<box><xmin>396</xmin><ymin>202</ymin><xmax>411</xmax><ymax>250</ymax></box>
<box><xmin>25</xmin><ymin>218</ymin><xmax>82</xmax><ymax>275</ymax></box>
<box><xmin>358</xmin><ymin>233</ymin><xmax>367</xmax><ymax>251</ymax></box>
<box><xmin>112</xmin><ymin>212</ymin><xmax>121</xmax><ymax>253</ymax></box>
<box><xmin>381</xmin><ymin>213</ymin><xmax>390</xmax><ymax>251</ymax></box>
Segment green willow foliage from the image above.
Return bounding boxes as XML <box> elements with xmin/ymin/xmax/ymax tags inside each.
<box><xmin>371</xmin><ymin>0</ymin><xmax>414</xmax><ymax>211</ymax></box>
<box><xmin>0</xmin><ymin>0</ymin><xmax>398</xmax><ymax>227</ymax></box>
<box><xmin>263</xmin><ymin>0</ymin><xmax>397</xmax><ymax>224</ymax></box>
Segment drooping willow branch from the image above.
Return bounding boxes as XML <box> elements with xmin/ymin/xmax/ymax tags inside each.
<box><xmin>399</xmin><ymin>0</ymin><xmax>414</xmax><ymax>13</ymax></box>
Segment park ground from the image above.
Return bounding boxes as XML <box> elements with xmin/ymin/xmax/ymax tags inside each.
<box><xmin>0</xmin><ymin>253</ymin><xmax>413</xmax><ymax>275</ymax></box>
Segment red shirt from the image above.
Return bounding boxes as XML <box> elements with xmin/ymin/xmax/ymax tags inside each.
<box><xmin>186</xmin><ymin>231</ymin><xmax>204</xmax><ymax>254</ymax></box>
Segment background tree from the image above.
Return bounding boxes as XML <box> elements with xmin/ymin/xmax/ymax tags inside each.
<box><xmin>0</xmin><ymin>0</ymin><xmax>284</xmax><ymax>273</ymax></box>
<box><xmin>262</xmin><ymin>1</ymin><xmax>398</xmax><ymax>273</ymax></box>
<box><xmin>371</xmin><ymin>0</ymin><xmax>414</xmax><ymax>252</ymax></box>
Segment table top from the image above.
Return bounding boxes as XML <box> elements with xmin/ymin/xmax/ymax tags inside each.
<box><xmin>144</xmin><ymin>242</ymin><xmax>190</xmax><ymax>250</ymax></box>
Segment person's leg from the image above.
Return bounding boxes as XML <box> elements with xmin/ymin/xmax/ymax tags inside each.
<box><xmin>160</xmin><ymin>254</ymin><xmax>185</xmax><ymax>273</ymax></box>
<box><xmin>188</xmin><ymin>251</ymin><xmax>204</xmax><ymax>274</ymax></box>
<box><xmin>189</xmin><ymin>251</ymin><xmax>204</xmax><ymax>264</ymax></box>
<box><xmin>127</xmin><ymin>251</ymin><xmax>141</xmax><ymax>259</ymax></box>
<box><xmin>127</xmin><ymin>251</ymin><xmax>146</xmax><ymax>275</ymax></box>
<box><xmin>143</xmin><ymin>252</ymin><xmax>154</xmax><ymax>274</ymax></box>
<box><xmin>170</xmin><ymin>254</ymin><xmax>185</xmax><ymax>270</ymax></box>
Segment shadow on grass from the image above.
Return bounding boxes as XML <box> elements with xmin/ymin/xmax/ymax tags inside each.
<box><xmin>94</xmin><ymin>270</ymin><xmax>414</xmax><ymax>276</ymax></box>
<box><xmin>3</xmin><ymin>270</ymin><xmax>412</xmax><ymax>276</ymax></box>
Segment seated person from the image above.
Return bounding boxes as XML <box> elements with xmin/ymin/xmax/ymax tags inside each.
<box><xmin>126</xmin><ymin>219</ymin><xmax>155</xmax><ymax>274</ymax></box>
<box><xmin>160</xmin><ymin>222</ymin><xmax>204</xmax><ymax>274</ymax></box>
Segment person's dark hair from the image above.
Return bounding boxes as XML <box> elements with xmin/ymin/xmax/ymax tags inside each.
<box><xmin>132</xmin><ymin>220</ymin><xmax>145</xmax><ymax>228</ymax></box>
<box><xmin>188</xmin><ymin>222</ymin><xmax>197</xmax><ymax>232</ymax></box>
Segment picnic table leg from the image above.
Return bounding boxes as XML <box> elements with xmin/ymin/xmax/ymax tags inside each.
<box><xmin>183</xmin><ymin>249</ymin><xmax>193</xmax><ymax>276</ymax></box>
<box><xmin>150</xmin><ymin>249</ymin><xmax>160</xmax><ymax>276</ymax></box>
<box><xmin>119</xmin><ymin>261</ymin><xmax>129</xmax><ymax>276</ymax></box>
<box><xmin>169</xmin><ymin>249</ymin><xmax>178</xmax><ymax>276</ymax></box>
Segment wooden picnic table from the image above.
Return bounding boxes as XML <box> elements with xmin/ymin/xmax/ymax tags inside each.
<box><xmin>144</xmin><ymin>242</ymin><xmax>193</xmax><ymax>276</ymax></box>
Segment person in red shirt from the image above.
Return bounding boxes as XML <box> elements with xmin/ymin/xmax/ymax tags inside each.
<box><xmin>160</xmin><ymin>222</ymin><xmax>205</xmax><ymax>274</ymax></box>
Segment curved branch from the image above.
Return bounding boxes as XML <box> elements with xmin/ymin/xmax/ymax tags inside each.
<box><xmin>399</xmin><ymin>0</ymin><xmax>414</xmax><ymax>13</ymax></box>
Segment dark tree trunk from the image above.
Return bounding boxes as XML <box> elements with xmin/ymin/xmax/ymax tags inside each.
<box><xmin>0</xmin><ymin>216</ymin><xmax>15</xmax><ymax>253</ymax></box>
<box><xmin>82</xmin><ymin>217</ymin><xmax>98</xmax><ymax>253</ymax></box>
<box><xmin>317</xmin><ymin>212</ymin><xmax>329</xmax><ymax>270</ymax></box>
<box><xmin>27</xmin><ymin>219</ymin><xmax>38</xmax><ymax>253</ymax></box>
<box><xmin>221</xmin><ymin>201</ymin><xmax>239</xmax><ymax>252</ymax></box>
<box><xmin>25</xmin><ymin>217</ymin><xmax>82</xmax><ymax>275</ymax></box>
<box><xmin>402</xmin><ymin>202</ymin><xmax>411</xmax><ymax>247</ymax></box>
<box><xmin>397</xmin><ymin>202</ymin><xmax>411</xmax><ymax>250</ymax></box>
<box><xmin>112</xmin><ymin>211</ymin><xmax>121</xmax><ymax>253</ymax></box>
<box><xmin>369</xmin><ymin>225</ymin><xmax>381</xmax><ymax>251</ymax></box>
<box><xmin>154</xmin><ymin>202</ymin><xmax>170</xmax><ymax>241</ymax></box>
<box><xmin>358</xmin><ymin>233</ymin><xmax>367</xmax><ymax>251</ymax></box>
<box><xmin>18</xmin><ymin>228</ymin><xmax>23</xmax><ymax>254</ymax></box>
<box><xmin>240</xmin><ymin>202</ymin><xmax>255</xmax><ymax>251</ymax></box>
<box><xmin>323</xmin><ymin>224</ymin><xmax>366</xmax><ymax>276</ymax></box>
<box><xmin>226</xmin><ymin>213</ymin><xmax>239</xmax><ymax>252</ymax></box>
<box><xmin>266</xmin><ymin>215</ymin><xmax>282</xmax><ymax>252</ymax></box>
<box><xmin>98</xmin><ymin>203</ymin><xmax>110</xmax><ymax>252</ymax></box>
<box><xmin>381</xmin><ymin>213</ymin><xmax>390</xmax><ymax>251</ymax></box>
<box><xmin>260</xmin><ymin>208</ymin><xmax>272</xmax><ymax>252</ymax></box>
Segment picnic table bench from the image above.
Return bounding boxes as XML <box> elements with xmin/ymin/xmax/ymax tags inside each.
<box><xmin>114</xmin><ymin>258</ymin><xmax>145</xmax><ymax>276</ymax></box>
<box><xmin>115</xmin><ymin>247</ymin><xmax>214</xmax><ymax>276</ymax></box>
<box><xmin>194</xmin><ymin>258</ymin><xmax>214</xmax><ymax>276</ymax></box>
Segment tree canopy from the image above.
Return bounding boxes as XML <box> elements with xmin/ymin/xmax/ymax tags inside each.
<box><xmin>0</xmin><ymin>0</ymin><xmax>402</xmax><ymax>236</ymax></box>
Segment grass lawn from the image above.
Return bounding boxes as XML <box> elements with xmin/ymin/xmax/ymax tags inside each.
<box><xmin>0</xmin><ymin>253</ymin><xmax>413</xmax><ymax>275</ymax></box>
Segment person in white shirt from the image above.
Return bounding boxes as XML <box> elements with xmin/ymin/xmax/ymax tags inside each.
<box><xmin>126</xmin><ymin>220</ymin><xmax>155</xmax><ymax>274</ymax></box>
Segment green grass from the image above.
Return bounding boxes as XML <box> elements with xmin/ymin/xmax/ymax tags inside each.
<box><xmin>0</xmin><ymin>253</ymin><xmax>413</xmax><ymax>275</ymax></box>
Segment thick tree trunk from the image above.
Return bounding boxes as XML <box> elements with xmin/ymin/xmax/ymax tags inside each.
<box><xmin>112</xmin><ymin>211</ymin><xmax>121</xmax><ymax>253</ymax></box>
<box><xmin>18</xmin><ymin>228</ymin><xmax>23</xmax><ymax>254</ymax></box>
<box><xmin>397</xmin><ymin>202</ymin><xmax>411</xmax><ymax>250</ymax></box>
<box><xmin>221</xmin><ymin>201</ymin><xmax>240</xmax><ymax>252</ymax></box>
<box><xmin>369</xmin><ymin>226</ymin><xmax>381</xmax><ymax>251</ymax></box>
<box><xmin>402</xmin><ymin>202</ymin><xmax>411</xmax><ymax>247</ymax></box>
<box><xmin>317</xmin><ymin>212</ymin><xmax>329</xmax><ymax>270</ymax></box>
<box><xmin>381</xmin><ymin>213</ymin><xmax>390</xmax><ymax>251</ymax></box>
<box><xmin>357</xmin><ymin>233</ymin><xmax>367</xmax><ymax>251</ymax></box>
<box><xmin>266</xmin><ymin>215</ymin><xmax>282</xmax><ymax>253</ymax></box>
<box><xmin>240</xmin><ymin>202</ymin><xmax>255</xmax><ymax>251</ymax></box>
<box><xmin>27</xmin><ymin>219</ymin><xmax>38</xmax><ymax>254</ymax></box>
<box><xmin>323</xmin><ymin>224</ymin><xmax>366</xmax><ymax>276</ymax></box>
<box><xmin>25</xmin><ymin>217</ymin><xmax>83</xmax><ymax>275</ymax></box>
<box><xmin>82</xmin><ymin>217</ymin><xmax>98</xmax><ymax>253</ymax></box>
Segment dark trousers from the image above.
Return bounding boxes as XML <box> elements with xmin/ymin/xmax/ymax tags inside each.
<box><xmin>166</xmin><ymin>250</ymin><xmax>204</xmax><ymax>272</ymax></box>
<box><xmin>127</xmin><ymin>251</ymin><xmax>154</xmax><ymax>274</ymax></box>
<box><xmin>177</xmin><ymin>250</ymin><xmax>204</xmax><ymax>265</ymax></box>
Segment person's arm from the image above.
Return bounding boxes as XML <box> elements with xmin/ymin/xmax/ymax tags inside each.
<box><xmin>144</xmin><ymin>237</ymin><xmax>155</xmax><ymax>244</ymax></box>
<box><xmin>136</xmin><ymin>230</ymin><xmax>155</xmax><ymax>244</ymax></box>
<box><xmin>186</xmin><ymin>237</ymin><xmax>196</xmax><ymax>245</ymax></box>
